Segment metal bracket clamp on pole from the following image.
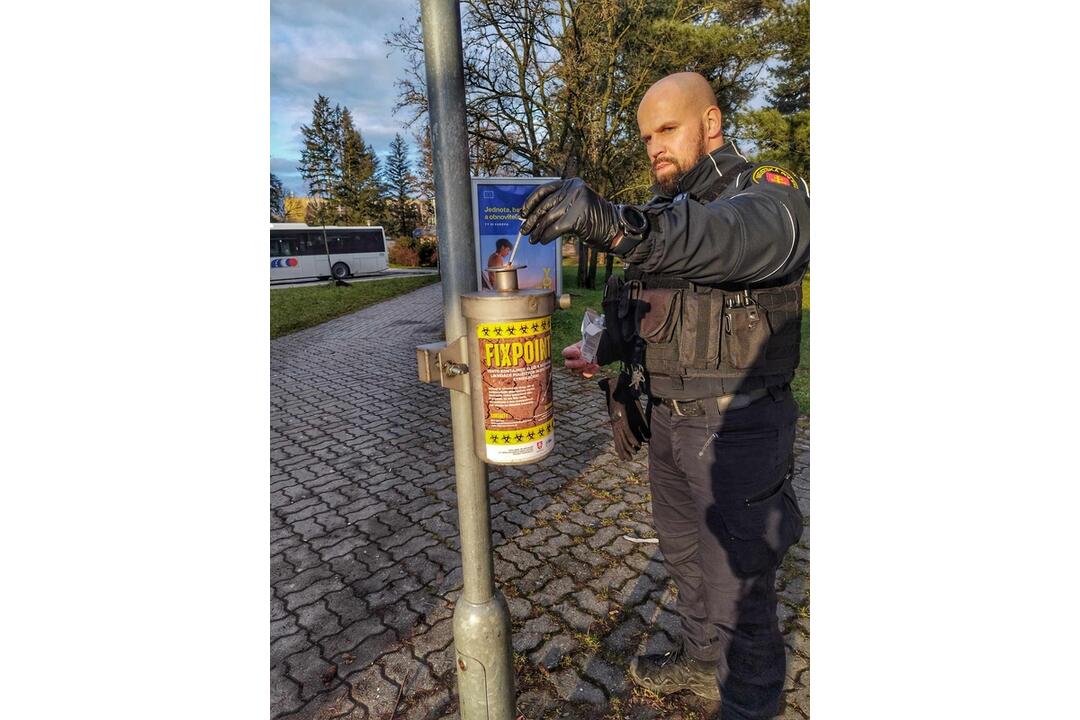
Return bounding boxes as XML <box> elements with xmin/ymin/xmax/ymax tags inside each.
<box><xmin>417</xmin><ymin>2</ymin><xmax>516</xmax><ymax>718</ymax></box>
<box><xmin>416</xmin><ymin>337</ymin><xmax>469</xmax><ymax>394</ymax></box>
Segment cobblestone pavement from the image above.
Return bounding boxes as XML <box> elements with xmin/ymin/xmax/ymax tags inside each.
<box><xmin>271</xmin><ymin>282</ymin><xmax>810</xmax><ymax>720</ymax></box>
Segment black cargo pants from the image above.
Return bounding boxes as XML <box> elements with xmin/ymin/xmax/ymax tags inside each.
<box><xmin>648</xmin><ymin>388</ymin><xmax>803</xmax><ymax>719</ymax></box>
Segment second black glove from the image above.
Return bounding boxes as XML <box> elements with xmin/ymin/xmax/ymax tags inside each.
<box><xmin>598</xmin><ymin>373</ymin><xmax>651</xmax><ymax>461</ymax></box>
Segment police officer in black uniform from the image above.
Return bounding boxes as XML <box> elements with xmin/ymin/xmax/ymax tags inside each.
<box><xmin>519</xmin><ymin>72</ymin><xmax>809</xmax><ymax>719</ymax></box>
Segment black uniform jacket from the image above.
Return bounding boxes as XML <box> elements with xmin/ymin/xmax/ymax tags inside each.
<box><xmin>618</xmin><ymin>142</ymin><xmax>810</xmax><ymax>288</ymax></box>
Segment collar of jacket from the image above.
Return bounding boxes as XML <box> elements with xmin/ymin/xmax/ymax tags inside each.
<box><xmin>650</xmin><ymin>141</ymin><xmax>751</xmax><ymax>200</ymax></box>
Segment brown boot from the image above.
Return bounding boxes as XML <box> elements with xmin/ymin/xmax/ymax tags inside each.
<box><xmin>629</xmin><ymin>643</ymin><xmax>721</xmax><ymax>701</ymax></box>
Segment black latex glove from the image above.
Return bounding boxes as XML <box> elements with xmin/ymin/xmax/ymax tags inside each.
<box><xmin>519</xmin><ymin>178</ymin><xmax>620</xmax><ymax>249</ymax></box>
<box><xmin>598</xmin><ymin>373</ymin><xmax>651</xmax><ymax>460</ymax></box>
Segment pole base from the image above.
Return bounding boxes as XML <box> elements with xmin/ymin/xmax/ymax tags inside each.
<box><xmin>453</xmin><ymin>592</ymin><xmax>516</xmax><ymax>720</ymax></box>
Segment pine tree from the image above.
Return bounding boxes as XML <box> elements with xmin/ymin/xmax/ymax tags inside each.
<box><xmin>735</xmin><ymin>0</ymin><xmax>809</xmax><ymax>179</ymax></box>
<box><xmin>298</xmin><ymin>95</ymin><xmax>341</xmax><ymax>225</ymax></box>
<box><xmin>413</xmin><ymin>125</ymin><xmax>435</xmax><ymax>228</ymax></box>
<box><xmin>335</xmin><ymin>107</ymin><xmax>383</xmax><ymax>225</ymax></box>
<box><xmin>383</xmin><ymin>134</ymin><xmax>418</xmax><ymax>237</ymax></box>
<box><xmin>270</xmin><ymin>172</ymin><xmax>285</xmax><ymax>221</ymax></box>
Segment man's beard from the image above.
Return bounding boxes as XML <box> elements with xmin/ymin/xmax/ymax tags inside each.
<box><xmin>651</xmin><ymin>126</ymin><xmax>708</xmax><ymax>196</ymax></box>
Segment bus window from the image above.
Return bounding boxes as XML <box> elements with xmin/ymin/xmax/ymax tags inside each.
<box><xmin>321</xmin><ymin>229</ymin><xmax>384</xmax><ymax>254</ymax></box>
<box><xmin>364</xmin><ymin>230</ymin><xmax>384</xmax><ymax>253</ymax></box>
<box><xmin>274</xmin><ymin>236</ymin><xmax>300</xmax><ymax>256</ymax></box>
<box><xmin>302</xmin><ymin>232</ymin><xmax>327</xmax><ymax>255</ymax></box>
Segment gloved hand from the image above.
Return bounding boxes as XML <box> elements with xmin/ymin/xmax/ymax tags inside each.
<box><xmin>598</xmin><ymin>373</ymin><xmax>650</xmax><ymax>460</ymax></box>
<box><xmin>519</xmin><ymin>178</ymin><xmax>620</xmax><ymax>249</ymax></box>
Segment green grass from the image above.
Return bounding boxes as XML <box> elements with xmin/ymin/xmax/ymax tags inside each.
<box><xmin>551</xmin><ymin>260</ymin><xmax>614</xmax><ymax>368</ymax></box>
<box><xmin>270</xmin><ymin>275</ymin><xmax>440</xmax><ymax>338</ymax></box>
<box><xmin>554</xmin><ymin>261</ymin><xmax>810</xmax><ymax>416</ymax></box>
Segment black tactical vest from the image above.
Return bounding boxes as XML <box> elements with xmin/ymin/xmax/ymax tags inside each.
<box><xmin>618</xmin><ymin>159</ymin><xmax>804</xmax><ymax>399</ymax></box>
<box><xmin>624</xmin><ymin>268</ymin><xmax>803</xmax><ymax>398</ymax></box>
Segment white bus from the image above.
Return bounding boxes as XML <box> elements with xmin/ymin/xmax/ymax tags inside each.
<box><xmin>270</xmin><ymin>224</ymin><xmax>389</xmax><ymax>282</ymax></box>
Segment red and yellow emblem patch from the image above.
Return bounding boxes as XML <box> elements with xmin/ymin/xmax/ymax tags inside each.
<box><xmin>751</xmin><ymin>165</ymin><xmax>799</xmax><ymax>189</ymax></box>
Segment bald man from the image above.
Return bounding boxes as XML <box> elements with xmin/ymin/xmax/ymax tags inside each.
<box><xmin>520</xmin><ymin>72</ymin><xmax>809</xmax><ymax>719</ymax></box>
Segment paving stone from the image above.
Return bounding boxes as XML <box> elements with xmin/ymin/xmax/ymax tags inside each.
<box><xmin>532</xmin><ymin>576</ymin><xmax>575</xmax><ymax>607</ymax></box>
<box><xmin>580</xmin><ymin>656</ymin><xmax>628</xmax><ymax>696</ymax></box>
<box><xmin>616</xmin><ymin>573</ymin><xmax>659</xmax><ymax>606</ymax></box>
<box><xmin>319</xmin><ymin>616</ymin><xmax>388</xmax><ymax>661</ymax></box>
<box><xmin>284</xmin><ymin>577</ymin><xmax>347</xmax><ymax>612</ymax></box>
<box><xmin>270</xmin><ymin>663</ymin><xmax>304</xmax><ymax>717</ymax></box>
<box><xmin>505</xmin><ymin>596</ymin><xmax>533</xmax><ymax>620</ymax></box>
<box><xmin>529</xmin><ymin>633</ymin><xmax>581</xmax><ymax>670</ymax></box>
<box><xmin>572</xmin><ymin>588</ymin><xmax>610</xmax><ymax>617</ymax></box>
<box><xmin>548</xmin><ymin>667</ymin><xmax>606</xmax><ymax>705</ymax></box>
<box><xmin>596</xmin><ymin>563</ymin><xmax>637</xmax><ymax>594</ymax></box>
<box><xmin>379</xmin><ymin>646</ymin><xmax>438</xmax><ymax>696</ymax></box>
<box><xmin>286</xmin><ymin>645</ymin><xmax>337</xmax><ymax>701</ymax></box>
<box><xmin>410</xmin><ymin>617</ymin><xmax>453</xmax><ymax>660</ymax></box>
<box><xmin>272</xmin><ymin>629</ymin><xmax>315</xmax><ymax>666</ymax></box>
<box><xmin>424</xmin><ymin>643</ymin><xmax>456</xmax><ymax>679</ymax></box>
<box><xmin>296</xmin><ymin>599</ymin><xmax>344</xmax><ymax>641</ymax></box>
<box><xmin>379</xmin><ymin>601</ymin><xmax>421</xmax><ymax>638</ymax></box>
<box><xmin>603</xmin><ymin>617</ymin><xmax>647</xmax><ymax>654</ymax></box>
<box><xmin>515</xmin><ymin>688</ymin><xmax>561</xmax><ymax>718</ymax></box>
<box><xmin>586</xmin><ymin>524</ymin><xmax>624</xmax><ymax>550</ymax></box>
<box><xmin>495</xmin><ymin>542</ymin><xmax>542</xmax><ymax>572</ymax></box>
<box><xmin>400</xmin><ymin>687</ymin><xmax>452</xmax><ymax>720</ymax></box>
<box><xmin>271</xmin><ymin>612</ymin><xmax>302</xmax><ymax>643</ymax></box>
<box><xmin>552</xmin><ymin>601</ymin><xmax>598</xmax><ymax>632</ymax></box>
<box><xmin>521</xmin><ymin>613</ymin><xmax>560</xmax><ymax>636</ymax></box>
<box><xmin>345</xmin><ymin>663</ymin><xmax>398</xmax><ymax>718</ymax></box>
<box><xmin>282</xmin><ymin>681</ymin><xmax>356</xmax><ymax>720</ymax></box>
<box><xmin>512</xmin><ymin>631</ymin><xmax>545</xmax><ymax>654</ymax></box>
<box><xmin>785</xmin><ymin>682</ymin><xmax>810</xmax><ymax>717</ymax></box>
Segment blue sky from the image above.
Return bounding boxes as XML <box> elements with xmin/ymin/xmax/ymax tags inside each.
<box><xmin>271</xmin><ymin>0</ymin><xmax>420</xmax><ymax>196</ymax></box>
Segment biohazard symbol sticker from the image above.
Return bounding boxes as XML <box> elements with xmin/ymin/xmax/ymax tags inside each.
<box><xmin>751</xmin><ymin>165</ymin><xmax>799</xmax><ymax>189</ymax></box>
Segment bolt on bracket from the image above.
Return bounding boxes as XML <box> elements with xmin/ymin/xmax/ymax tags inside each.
<box><xmin>416</xmin><ymin>336</ymin><xmax>470</xmax><ymax>394</ymax></box>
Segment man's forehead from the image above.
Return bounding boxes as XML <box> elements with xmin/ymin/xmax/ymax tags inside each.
<box><xmin>638</xmin><ymin>90</ymin><xmax>692</xmax><ymax>129</ymax></box>
<box><xmin>638</xmin><ymin>75</ymin><xmax>713</xmax><ymax>126</ymax></box>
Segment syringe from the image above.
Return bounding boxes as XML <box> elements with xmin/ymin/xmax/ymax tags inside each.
<box><xmin>507</xmin><ymin>228</ymin><xmax>524</xmax><ymax>267</ymax></box>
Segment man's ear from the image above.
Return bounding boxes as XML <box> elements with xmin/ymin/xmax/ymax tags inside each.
<box><xmin>704</xmin><ymin>106</ymin><xmax>723</xmax><ymax>140</ymax></box>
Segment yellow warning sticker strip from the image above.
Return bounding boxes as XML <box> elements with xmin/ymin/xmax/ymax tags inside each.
<box><xmin>476</xmin><ymin>317</ymin><xmax>551</xmax><ymax>339</ymax></box>
<box><xmin>484</xmin><ymin>418</ymin><xmax>555</xmax><ymax>446</ymax></box>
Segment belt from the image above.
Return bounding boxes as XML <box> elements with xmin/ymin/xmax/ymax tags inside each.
<box><xmin>652</xmin><ymin>387</ymin><xmax>773</xmax><ymax>416</ymax></box>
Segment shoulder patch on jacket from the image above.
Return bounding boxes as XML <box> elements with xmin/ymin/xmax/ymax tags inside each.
<box><xmin>751</xmin><ymin>165</ymin><xmax>799</xmax><ymax>189</ymax></box>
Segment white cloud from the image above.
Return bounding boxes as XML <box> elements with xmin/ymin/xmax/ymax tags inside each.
<box><xmin>270</xmin><ymin>0</ymin><xmax>424</xmax><ymax>195</ymax></box>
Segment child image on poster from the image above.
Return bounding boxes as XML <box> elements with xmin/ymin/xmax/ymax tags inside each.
<box><xmin>485</xmin><ymin>238</ymin><xmax>512</xmax><ymax>288</ymax></box>
<box><xmin>475</xmin><ymin>181</ymin><xmax>559</xmax><ymax>293</ymax></box>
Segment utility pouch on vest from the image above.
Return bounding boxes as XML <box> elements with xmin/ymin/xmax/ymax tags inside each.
<box><xmin>680</xmin><ymin>286</ymin><xmax>721</xmax><ymax>369</ymax></box>
<box><xmin>637</xmin><ymin>287</ymin><xmax>681</xmax><ymax>343</ymax></box>
<box><xmin>723</xmin><ymin>301</ymin><xmax>771</xmax><ymax>370</ymax></box>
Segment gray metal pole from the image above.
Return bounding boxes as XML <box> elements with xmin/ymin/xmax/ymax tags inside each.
<box><xmin>419</xmin><ymin>2</ymin><xmax>515</xmax><ymax>718</ymax></box>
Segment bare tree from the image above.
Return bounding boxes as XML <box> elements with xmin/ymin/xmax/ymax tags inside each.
<box><xmin>388</xmin><ymin>0</ymin><xmax>782</xmax><ymax>287</ymax></box>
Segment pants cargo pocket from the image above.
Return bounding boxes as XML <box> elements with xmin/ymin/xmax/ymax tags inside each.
<box><xmin>710</xmin><ymin>477</ymin><xmax>802</xmax><ymax>577</ymax></box>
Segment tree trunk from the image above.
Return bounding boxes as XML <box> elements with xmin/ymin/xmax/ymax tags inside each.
<box><xmin>577</xmin><ymin>241</ymin><xmax>588</xmax><ymax>288</ymax></box>
<box><xmin>604</xmin><ymin>251</ymin><xmax>615</xmax><ymax>281</ymax></box>
<box><xmin>586</xmin><ymin>244</ymin><xmax>599</xmax><ymax>289</ymax></box>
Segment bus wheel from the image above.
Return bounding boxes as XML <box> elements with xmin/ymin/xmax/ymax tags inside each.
<box><xmin>331</xmin><ymin>262</ymin><xmax>350</xmax><ymax>280</ymax></box>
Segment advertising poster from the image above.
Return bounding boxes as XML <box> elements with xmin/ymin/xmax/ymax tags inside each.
<box><xmin>472</xmin><ymin>177</ymin><xmax>562</xmax><ymax>294</ymax></box>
